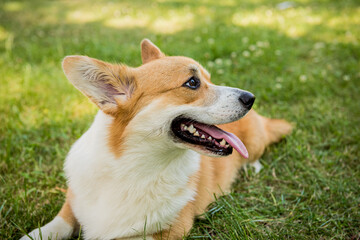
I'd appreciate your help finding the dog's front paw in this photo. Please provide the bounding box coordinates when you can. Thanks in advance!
[250,159,263,173]
[20,227,63,240]
[20,228,42,240]
[20,216,73,240]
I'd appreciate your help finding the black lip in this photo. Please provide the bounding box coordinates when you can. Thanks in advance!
[170,117,233,156]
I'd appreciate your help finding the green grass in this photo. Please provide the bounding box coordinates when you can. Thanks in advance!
[0,0,359,239]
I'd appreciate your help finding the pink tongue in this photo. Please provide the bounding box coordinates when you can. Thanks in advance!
[193,123,249,159]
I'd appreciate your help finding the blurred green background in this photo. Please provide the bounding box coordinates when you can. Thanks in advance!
[0,0,359,239]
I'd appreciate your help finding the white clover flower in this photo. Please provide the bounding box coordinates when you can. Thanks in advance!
[266,10,273,17]
[242,37,249,43]
[254,50,264,57]
[207,61,215,68]
[242,51,250,57]
[275,50,282,56]
[314,42,325,49]
[263,41,270,48]
[299,75,307,82]
[195,36,201,43]
[217,69,224,75]
[230,52,237,58]
[208,38,215,45]
[343,75,350,81]
[275,83,282,89]
[249,45,256,51]
[327,64,334,70]
[225,59,232,66]
[256,41,264,47]
[345,30,353,37]
[215,58,223,65]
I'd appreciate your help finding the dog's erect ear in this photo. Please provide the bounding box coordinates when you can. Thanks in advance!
[62,56,136,114]
[141,39,165,64]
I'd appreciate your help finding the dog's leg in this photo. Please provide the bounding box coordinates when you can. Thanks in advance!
[21,189,78,240]
[20,216,73,240]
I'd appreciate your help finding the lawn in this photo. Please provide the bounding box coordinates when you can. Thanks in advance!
[0,0,359,239]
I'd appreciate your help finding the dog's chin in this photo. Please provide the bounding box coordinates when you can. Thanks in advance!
[170,117,234,157]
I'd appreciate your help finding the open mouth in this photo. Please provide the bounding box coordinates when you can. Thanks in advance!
[171,117,248,158]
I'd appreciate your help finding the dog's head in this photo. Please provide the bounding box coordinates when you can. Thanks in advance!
[62,39,254,158]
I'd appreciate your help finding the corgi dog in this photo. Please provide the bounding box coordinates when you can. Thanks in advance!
[21,39,292,240]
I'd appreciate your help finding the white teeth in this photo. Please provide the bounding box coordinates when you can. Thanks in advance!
[181,124,188,131]
[225,144,230,148]
[220,139,226,146]
[201,134,205,139]
[188,124,196,133]
[194,131,200,137]
[208,136,212,140]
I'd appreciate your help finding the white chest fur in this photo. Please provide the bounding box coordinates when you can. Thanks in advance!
[64,111,200,239]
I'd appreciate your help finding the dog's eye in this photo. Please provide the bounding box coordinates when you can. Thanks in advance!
[183,77,200,90]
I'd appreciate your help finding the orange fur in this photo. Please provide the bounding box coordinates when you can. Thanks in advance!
[57,189,79,233]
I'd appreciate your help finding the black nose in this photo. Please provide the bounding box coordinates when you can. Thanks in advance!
[239,92,255,109]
